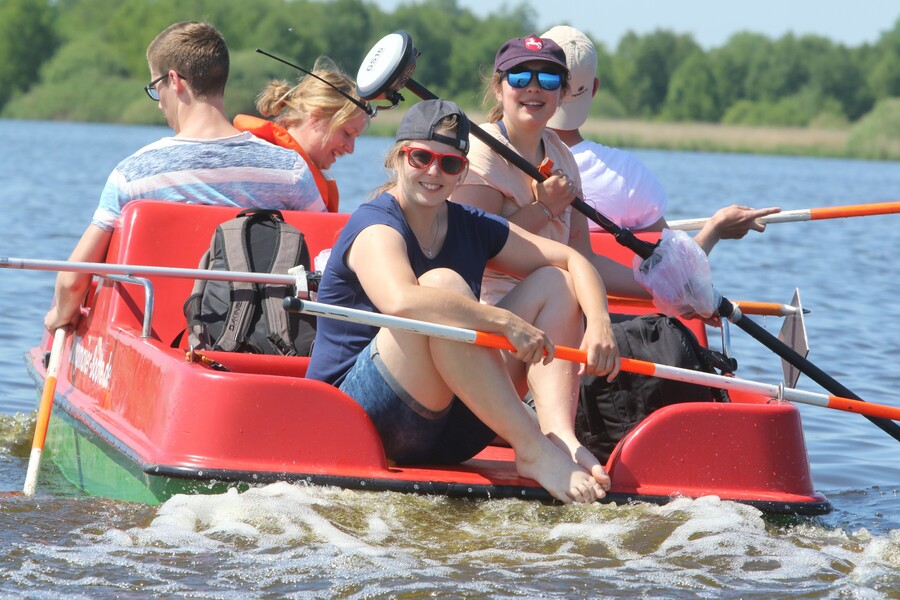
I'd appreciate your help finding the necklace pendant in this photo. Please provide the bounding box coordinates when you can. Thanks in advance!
[425,249,433,258]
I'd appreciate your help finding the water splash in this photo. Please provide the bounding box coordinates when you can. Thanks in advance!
[0,411,35,457]
[0,480,896,597]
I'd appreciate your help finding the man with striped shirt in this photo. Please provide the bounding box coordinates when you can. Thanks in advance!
[45,21,324,331]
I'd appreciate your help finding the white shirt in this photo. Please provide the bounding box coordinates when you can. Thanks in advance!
[571,139,667,230]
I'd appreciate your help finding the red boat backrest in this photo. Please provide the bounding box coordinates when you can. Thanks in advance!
[100,202,707,348]
[589,230,661,269]
[105,201,350,345]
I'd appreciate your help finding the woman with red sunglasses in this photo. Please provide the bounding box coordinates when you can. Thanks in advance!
[307,99,620,504]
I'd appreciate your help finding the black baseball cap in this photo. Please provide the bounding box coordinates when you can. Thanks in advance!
[395,99,470,154]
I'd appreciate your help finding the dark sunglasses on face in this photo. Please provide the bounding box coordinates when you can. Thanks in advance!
[505,69,563,91]
[144,72,186,101]
[400,146,468,175]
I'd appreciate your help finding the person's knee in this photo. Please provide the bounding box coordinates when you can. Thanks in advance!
[419,268,475,299]
[528,266,577,305]
[500,265,579,320]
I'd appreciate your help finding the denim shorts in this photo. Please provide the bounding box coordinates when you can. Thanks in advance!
[339,340,496,464]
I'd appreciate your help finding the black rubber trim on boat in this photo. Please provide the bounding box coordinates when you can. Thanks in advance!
[148,463,834,517]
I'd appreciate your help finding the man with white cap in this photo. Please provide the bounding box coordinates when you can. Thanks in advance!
[541,25,780,254]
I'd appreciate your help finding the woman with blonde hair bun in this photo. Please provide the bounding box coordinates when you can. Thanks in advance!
[235,57,370,212]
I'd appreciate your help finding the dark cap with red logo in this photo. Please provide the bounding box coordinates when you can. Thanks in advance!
[493,34,569,73]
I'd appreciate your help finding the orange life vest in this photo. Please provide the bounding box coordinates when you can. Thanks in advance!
[233,114,340,213]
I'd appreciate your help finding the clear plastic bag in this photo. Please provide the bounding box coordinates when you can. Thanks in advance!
[314,248,331,273]
[632,229,721,318]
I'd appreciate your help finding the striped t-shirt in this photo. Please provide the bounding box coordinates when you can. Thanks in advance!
[92,132,324,231]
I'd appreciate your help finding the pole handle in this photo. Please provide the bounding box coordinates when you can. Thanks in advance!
[23,328,67,496]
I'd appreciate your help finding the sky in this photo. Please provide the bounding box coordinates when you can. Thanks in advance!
[370,0,900,50]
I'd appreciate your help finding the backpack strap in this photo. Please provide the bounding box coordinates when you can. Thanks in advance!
[667,317,735,402]
[236,207,283,221]
[697,346,738,375]
[183,243,215,350]
[229,208,305,356]
[210,217,257,352]
[259,218,304,356]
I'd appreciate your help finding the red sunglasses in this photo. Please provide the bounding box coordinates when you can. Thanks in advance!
[400,146,468,175]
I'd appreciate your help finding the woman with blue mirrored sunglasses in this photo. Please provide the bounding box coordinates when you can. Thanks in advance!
[456,34,579,299]
[455,34,577,270]
[505,69,563,91]
[451,35,622,500]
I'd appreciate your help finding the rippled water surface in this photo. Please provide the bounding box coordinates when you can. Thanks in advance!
[0,120,898,598]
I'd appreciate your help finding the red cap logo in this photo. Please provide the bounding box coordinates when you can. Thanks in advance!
[524,35,543,51]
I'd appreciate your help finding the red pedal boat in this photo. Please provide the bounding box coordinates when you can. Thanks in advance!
[26,200,830,514]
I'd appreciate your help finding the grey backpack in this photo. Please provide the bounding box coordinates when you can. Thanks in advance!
[183,208,316,355]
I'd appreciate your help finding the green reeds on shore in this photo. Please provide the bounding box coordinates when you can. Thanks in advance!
[367,100,900,161]
[581,119,849,158]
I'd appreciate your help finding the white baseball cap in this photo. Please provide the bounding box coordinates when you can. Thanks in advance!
[542,25,598,131]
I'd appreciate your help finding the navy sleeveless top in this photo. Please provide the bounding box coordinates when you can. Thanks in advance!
[306,192,509,386]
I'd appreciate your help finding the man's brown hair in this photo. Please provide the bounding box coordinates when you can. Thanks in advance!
[146,21,229,99]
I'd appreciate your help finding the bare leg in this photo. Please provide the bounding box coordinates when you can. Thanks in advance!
[375,268,601,503]
[432,338,603,503]
[498,266,611,494]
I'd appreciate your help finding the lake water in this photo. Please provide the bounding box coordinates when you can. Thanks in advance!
[0,119,898,598]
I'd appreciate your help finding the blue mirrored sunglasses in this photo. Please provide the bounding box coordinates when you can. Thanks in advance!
[505,69,563,91]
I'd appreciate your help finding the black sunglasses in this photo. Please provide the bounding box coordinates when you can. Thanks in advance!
[400,146,468,175]
[505,69,563,91]
[144,72,186,101]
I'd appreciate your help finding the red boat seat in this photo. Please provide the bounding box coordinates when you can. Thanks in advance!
[589,230,661,269]
[103,201,350,346]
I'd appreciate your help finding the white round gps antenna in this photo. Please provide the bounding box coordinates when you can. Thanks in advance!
[356,30,417,101]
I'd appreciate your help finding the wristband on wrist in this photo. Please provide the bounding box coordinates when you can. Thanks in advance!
[535,201,553,221]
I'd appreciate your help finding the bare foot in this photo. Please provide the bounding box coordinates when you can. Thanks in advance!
[514,437,599,504]
[574,444,610,494]
[548,434,610,497]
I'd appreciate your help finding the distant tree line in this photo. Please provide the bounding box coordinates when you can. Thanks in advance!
[2,0,900,130]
